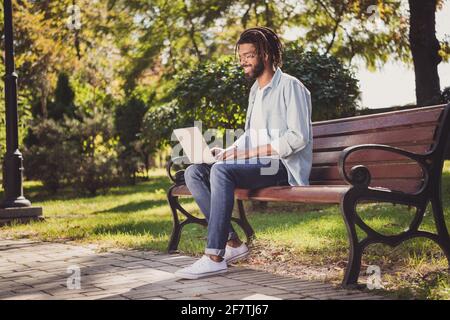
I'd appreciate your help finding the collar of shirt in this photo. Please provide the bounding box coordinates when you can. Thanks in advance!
[250,67,283,94]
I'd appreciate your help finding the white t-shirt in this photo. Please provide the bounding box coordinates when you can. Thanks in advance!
[246,84,279,159]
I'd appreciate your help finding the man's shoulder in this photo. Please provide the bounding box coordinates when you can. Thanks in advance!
[279,71,310,95]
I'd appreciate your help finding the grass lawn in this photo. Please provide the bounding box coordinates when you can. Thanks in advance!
[1,163,449,299]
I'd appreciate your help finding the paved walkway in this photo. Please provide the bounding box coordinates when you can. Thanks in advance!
[0,239,385,300]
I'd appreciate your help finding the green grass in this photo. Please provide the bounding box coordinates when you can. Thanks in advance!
[1,163,450,299]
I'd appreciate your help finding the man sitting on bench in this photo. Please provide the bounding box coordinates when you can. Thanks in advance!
[175,27,313,279]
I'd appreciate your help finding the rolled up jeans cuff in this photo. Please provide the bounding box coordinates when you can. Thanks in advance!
[205,248,226,257]
[228,231,239,241]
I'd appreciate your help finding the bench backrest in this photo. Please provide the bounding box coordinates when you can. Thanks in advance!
[311,104,449,193]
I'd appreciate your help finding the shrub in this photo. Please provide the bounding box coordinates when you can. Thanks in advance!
[171,57,249,130]
[169,45,361,133]
[24,118,78,192]
[66,112,122,195]
[24,112,121,195]
[283,44,360,121]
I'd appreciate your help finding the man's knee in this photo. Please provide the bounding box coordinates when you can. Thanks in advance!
[184,164,208,183]
[210,162,232,180]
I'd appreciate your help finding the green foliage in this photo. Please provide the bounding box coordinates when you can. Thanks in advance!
[169,48,360,137]
[1,0,445,183]
[23,118,78,192]
[171,57,249,130]
[68,112,122,195]
[283,44,361,121]
[24,112,122,195]
[114,96,150,182]
[47,73,77,120]
[141,100,181,150]
[115,97,149,148]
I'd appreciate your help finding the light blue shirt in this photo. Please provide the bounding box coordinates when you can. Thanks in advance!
[234,67,313,186]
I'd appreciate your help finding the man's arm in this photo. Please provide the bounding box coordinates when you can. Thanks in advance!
[218,143,277,160]
[270,80,312,158]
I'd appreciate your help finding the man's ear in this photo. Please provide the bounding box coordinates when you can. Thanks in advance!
[262,53,270,68]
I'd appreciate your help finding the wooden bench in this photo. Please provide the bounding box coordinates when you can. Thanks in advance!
[166,104,450,286]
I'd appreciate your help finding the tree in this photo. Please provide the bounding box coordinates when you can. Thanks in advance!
[408,0,443,106]
[292,0,449,106]
[107,0,449,108]
[47,73,76,120]
[114,96,150,182]
[0,0,126,117]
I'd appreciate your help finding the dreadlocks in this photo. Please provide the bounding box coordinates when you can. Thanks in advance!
[235,27,283,69]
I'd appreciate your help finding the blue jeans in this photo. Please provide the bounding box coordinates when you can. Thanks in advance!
[184,158,288,257]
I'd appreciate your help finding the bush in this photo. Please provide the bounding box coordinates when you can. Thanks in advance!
[169,46,360,133]
[141,101,180,152]
[171,57,249,130]
[24,112,122,195]
[67,112,122,195]
[283,44,360,121]
[24,118,78,192]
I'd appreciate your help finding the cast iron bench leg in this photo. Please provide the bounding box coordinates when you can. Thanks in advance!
[431,195,450,266]
[167,186,207,253]
[167,187,256,252]
[340,191,362,286]
[232,200,255,245]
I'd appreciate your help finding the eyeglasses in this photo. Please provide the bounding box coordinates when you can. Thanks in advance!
[239,52,257,63]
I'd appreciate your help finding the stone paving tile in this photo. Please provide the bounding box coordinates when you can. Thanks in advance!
[0,239,386,300]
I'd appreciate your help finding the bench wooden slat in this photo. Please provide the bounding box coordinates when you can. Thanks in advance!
[234,185,350,203]
[312,145,431,166]
[311,163,423,181]
[171,184,350,203]
[313,126,436,151]
[310,179,423,193]
[313,105,442,137]
[172,177,423,201]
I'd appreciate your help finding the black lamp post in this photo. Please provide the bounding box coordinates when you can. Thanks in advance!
[1,0,42,222]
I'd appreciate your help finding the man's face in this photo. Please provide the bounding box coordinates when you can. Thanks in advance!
[238,43,265,81]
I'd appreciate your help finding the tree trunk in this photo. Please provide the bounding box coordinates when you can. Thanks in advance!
[408,0,442,106]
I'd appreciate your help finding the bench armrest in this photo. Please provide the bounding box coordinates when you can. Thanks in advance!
[338,144,429,190]
[166,156,191,184]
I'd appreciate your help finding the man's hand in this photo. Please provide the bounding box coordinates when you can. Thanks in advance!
[210,147,224,157]
[215,144,279,161]
[217,147,257,160]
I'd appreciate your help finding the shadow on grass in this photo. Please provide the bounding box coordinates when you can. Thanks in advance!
[6,176,172,203]
[91,219,172,247]
[93,199,168,214]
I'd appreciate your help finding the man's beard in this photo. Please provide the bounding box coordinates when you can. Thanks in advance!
[243,58,265,82]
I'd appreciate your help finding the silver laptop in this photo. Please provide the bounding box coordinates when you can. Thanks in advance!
[173,127,218,164]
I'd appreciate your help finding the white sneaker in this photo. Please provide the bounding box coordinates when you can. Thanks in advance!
[174,255,227,279]
[224,243,249,264]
